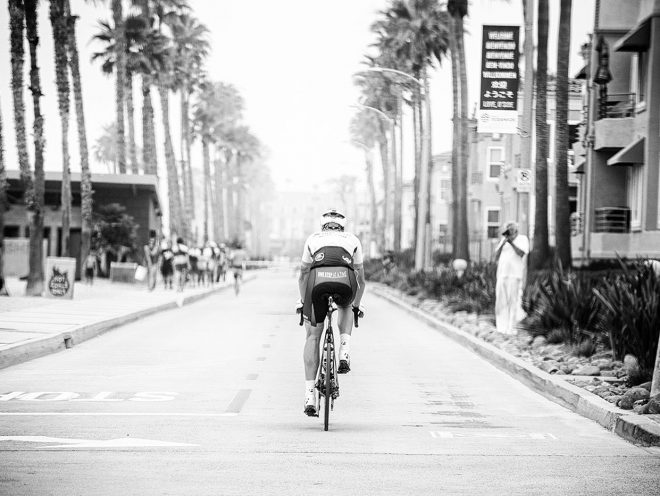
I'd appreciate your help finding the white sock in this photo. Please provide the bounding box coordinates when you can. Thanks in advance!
[340,334,351,353]
[305,380,315,393]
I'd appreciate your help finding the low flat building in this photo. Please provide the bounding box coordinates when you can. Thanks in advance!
[4,171,161,278]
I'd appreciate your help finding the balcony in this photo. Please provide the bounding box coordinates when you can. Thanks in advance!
[597,93,636,120]
[594,207,630,233]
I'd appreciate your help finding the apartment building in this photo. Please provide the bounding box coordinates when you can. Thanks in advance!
[573,0,660,263]
[468,80,582,261]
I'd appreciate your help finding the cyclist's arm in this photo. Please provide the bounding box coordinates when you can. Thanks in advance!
[353,263,366,307]
[298,261,311,301]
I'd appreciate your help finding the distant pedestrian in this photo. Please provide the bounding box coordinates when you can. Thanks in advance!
[83,250,98,285]
[160,240,174,290]
[494,221,529,335]
[144,230,160,291]
[172,237,190,292]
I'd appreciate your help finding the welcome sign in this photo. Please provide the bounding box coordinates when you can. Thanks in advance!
[478,25,520,134]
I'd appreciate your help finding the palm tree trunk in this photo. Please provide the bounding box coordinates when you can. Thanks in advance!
[555,0,572,268]
[64,0,92,268]
[9,0,32,210]
[364,149,378,258]
[412,91,421,253]
[0,98,8,295]
[158,82,183,237]
[532,0,550,269]
[377,129,389,250]
[455,10,470,261]
[141,76,157,175]
[24,0,45,295]
[449,17,460,257]
[126,70,139,174]
[182,92,195,234]
[520,0,535,236]
[214,152,225,241]
[394,97,403,252]
[112,0,127,174]
[235,154,243,242]
[202,137,210,242]
[50,0,72,257]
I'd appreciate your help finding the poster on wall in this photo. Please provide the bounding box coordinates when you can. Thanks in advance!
[477,25,520,134]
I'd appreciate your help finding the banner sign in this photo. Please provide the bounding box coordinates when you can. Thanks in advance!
[45,257,76,299]
[478,25,520,134]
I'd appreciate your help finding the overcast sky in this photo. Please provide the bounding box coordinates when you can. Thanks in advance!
[0,0,595,192]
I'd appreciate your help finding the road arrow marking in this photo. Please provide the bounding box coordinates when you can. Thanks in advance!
[0,435,198,448]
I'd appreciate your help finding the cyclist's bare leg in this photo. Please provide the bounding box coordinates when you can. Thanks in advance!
[336,307,354,373]
[337,306,354,336]
[303,322,324,380]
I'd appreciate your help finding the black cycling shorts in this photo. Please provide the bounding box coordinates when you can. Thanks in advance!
[303,265,357,326]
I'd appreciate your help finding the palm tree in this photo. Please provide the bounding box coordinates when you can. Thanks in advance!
[64,0,93,275]
[171,13,209,239]
[447,0,469,261]
[350,110,381,254]
[193,81,221,242]
[226,126,260,243]
[555,0,573,268]
[369,0,448,265]
[0,98,8,295]
[22,0,46,293]
[111,0,127,174]
[532,0,550,270]
[50,0,72,257]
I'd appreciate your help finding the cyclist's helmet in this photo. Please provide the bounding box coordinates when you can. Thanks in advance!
[320,209,346,231]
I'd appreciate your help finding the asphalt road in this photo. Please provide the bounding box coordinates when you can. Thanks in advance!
[1,270,659,495]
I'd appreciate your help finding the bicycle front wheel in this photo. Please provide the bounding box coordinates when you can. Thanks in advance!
[323,343,332,431]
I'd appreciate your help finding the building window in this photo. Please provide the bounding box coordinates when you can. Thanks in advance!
[631,52,648,107]
[486,207,501,238]
[628,165,643,230]
[439,179,450,201]
[487,147,504,179]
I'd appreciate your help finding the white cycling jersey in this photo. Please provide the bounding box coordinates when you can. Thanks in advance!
[301,231,364,266]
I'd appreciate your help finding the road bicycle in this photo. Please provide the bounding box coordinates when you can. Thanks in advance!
[299,295,360,431]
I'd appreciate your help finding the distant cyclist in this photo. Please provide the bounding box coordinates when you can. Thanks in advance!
[297,209,366,416]
[230,243,248,293]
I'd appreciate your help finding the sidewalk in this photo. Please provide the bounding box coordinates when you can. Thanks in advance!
[371,283,660,447]
[0,276,240,370]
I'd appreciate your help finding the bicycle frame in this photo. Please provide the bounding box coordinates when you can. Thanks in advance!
[317,296,339,431]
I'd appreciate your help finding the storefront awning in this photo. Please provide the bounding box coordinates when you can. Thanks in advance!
[614,18,651,52]
[607,137,645,165]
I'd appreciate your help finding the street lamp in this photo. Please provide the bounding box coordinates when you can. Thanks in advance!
[354,67,432,271]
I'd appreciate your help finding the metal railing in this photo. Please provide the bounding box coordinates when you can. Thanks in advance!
[598,93,636,120]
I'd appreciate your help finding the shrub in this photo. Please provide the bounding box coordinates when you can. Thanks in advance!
[593,260,660,376]
[521,262,602,345]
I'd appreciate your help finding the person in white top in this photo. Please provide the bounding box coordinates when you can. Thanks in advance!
[494,221,530,335]
[297,209,366,416]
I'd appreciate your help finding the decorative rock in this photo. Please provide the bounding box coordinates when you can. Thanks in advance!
[622,387,650,403]
[590,358,614,370]
[618,396,635,409]
[600,370,617,377]
[531,336,547,348]
[640,394,660,414]
[571,365,601,376]
[623,354,639,372]
[607,395,622,404]
[560,364,574,375]
[539,361,560,374]
[638,381,652,392]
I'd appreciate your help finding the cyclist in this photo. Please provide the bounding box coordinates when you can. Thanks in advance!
[297,209,366,416]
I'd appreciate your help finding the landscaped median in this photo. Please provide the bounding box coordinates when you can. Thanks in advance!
[371,282,660,446]
[0,275,255,370]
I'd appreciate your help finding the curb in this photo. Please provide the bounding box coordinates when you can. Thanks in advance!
[0,276,254,371]
[371,285,660,447]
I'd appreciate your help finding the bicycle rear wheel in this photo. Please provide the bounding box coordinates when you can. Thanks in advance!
[323,341,332,431]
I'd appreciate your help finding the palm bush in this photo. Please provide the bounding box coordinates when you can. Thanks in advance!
[521,263,602,345]
[593,261,660,376]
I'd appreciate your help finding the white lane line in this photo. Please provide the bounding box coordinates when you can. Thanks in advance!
[0,412,237,417]
[430,431,558,440]
[1,436,198,448]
